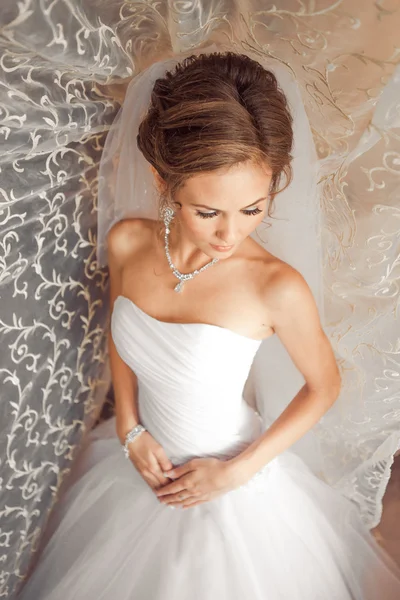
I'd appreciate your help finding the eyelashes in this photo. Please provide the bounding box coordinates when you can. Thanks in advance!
[195,207,263,219]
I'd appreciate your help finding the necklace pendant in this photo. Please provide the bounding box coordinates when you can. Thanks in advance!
[164,216,219,293]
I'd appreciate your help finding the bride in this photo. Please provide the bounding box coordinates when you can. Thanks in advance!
[17,50,400,599]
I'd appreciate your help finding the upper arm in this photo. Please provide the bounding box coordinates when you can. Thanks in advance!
[266,265,341,396]
[107,219,143,311]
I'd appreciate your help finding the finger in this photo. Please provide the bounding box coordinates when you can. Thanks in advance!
[157,461,174,486]
[148,456,170,487]
[182,497,207,509]
[153,469,169,488]
[161,484,201,503]
[157,452,174,473]
[156,481,189,498]
[141,470,160,490]
[164,461,195,480]
[159,489,197,505]
[182,501,203,509]
[157,487,189,504]
[130,458,162,488]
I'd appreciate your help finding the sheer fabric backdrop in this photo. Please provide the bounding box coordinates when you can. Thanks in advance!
[0,1,399,596]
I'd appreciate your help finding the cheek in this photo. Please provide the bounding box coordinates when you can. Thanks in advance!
[252,212,266,230]
[237,213,266,234]
[184,215,212,238]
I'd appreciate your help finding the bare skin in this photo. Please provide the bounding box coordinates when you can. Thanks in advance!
[107,160,341,508]
[115,160,282,341]
[118,218,280,341]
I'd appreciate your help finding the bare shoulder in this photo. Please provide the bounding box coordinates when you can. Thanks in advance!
[106,218,152,271]
[245,235,323,333]
[258,252,341,393]
[262,256,320,323]
[264,259,309,301]
[243,237,290,294]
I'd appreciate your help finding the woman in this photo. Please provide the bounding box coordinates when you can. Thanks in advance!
[17,50,400,599]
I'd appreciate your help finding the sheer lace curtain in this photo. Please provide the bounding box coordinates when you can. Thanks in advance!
[0,1,399,597]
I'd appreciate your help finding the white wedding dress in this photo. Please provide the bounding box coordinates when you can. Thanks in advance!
[17,295,400,600]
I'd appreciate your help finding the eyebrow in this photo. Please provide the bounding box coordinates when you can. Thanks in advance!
[191,197,267,211]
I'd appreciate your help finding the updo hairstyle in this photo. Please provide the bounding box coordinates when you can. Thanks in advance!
[137,51,294,224]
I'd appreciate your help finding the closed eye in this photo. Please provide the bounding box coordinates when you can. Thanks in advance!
[196,207,263,219]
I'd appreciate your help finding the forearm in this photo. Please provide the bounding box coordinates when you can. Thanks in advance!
[229,383,340,477]
[108,331,139,443]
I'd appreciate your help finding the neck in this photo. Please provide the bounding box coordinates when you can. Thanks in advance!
[165,219,214,273]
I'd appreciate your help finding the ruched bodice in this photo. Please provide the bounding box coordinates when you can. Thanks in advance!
[111,295,263,464]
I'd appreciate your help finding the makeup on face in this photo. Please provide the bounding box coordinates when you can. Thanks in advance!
[209,243,234,252]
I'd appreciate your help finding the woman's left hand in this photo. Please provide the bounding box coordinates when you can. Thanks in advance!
[155,457,247,509]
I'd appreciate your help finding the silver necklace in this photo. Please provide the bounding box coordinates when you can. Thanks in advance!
[162,206,219,293]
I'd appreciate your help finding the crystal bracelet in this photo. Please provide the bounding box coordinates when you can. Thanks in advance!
[123,424,146,459]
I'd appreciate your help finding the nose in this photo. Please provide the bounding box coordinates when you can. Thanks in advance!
[215,217,237,246]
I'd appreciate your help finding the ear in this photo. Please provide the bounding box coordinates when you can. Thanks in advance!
[150,165,167,194]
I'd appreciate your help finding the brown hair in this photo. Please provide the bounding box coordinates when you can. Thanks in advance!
[137,51,293,228]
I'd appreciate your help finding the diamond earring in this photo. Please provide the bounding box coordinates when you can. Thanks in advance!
[162,206,175,228]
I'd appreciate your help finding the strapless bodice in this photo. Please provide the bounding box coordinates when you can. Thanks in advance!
[111,295,263,464]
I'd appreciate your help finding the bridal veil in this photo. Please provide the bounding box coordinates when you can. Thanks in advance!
[1,2,399,596]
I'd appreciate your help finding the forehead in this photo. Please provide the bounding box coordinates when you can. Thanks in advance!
[181,161,272,197]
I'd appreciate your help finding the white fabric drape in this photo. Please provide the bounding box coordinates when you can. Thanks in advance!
[1,1,399,596]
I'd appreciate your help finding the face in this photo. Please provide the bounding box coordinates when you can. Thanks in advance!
[155,161,273,258]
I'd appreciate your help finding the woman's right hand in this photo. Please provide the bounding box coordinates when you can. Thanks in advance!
[125,431,174,490]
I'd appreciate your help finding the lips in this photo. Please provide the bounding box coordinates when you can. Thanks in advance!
[210,243,234,251]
